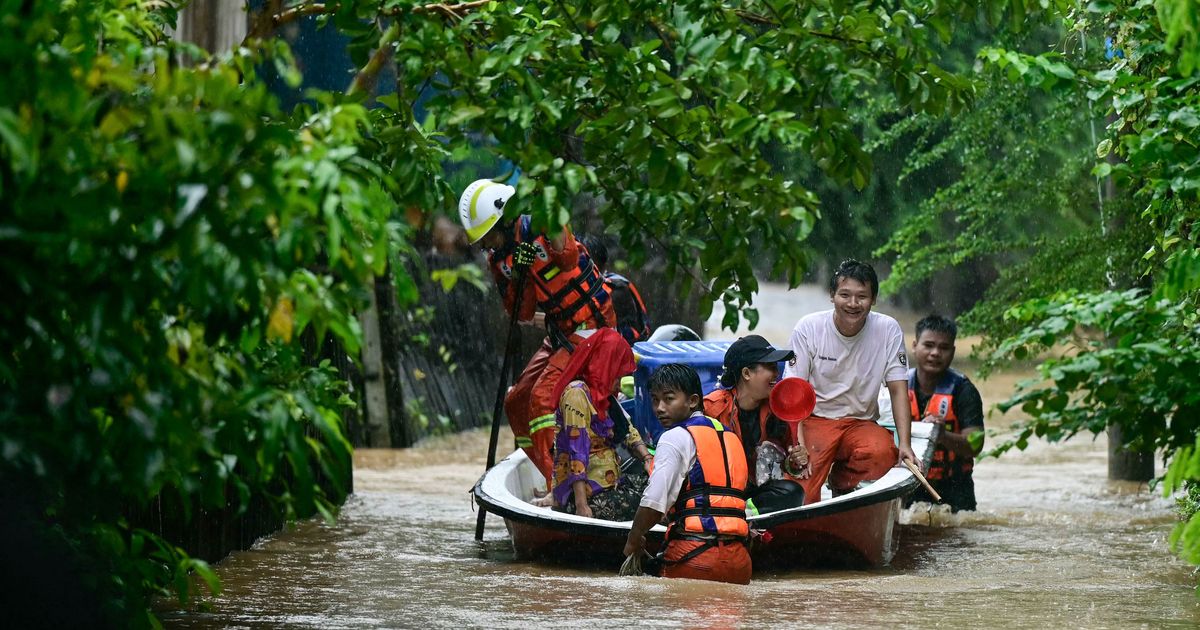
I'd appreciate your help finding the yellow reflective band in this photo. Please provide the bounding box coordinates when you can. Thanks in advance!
[468,181,495,222]
[620,375,635,399]
[467,214,500,243]
[515,436,533,447]
[529,414,556,433]
[542,266,561,281]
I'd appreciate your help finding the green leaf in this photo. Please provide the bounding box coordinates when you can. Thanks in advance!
[447,105,485,125]
[0,108,32,174]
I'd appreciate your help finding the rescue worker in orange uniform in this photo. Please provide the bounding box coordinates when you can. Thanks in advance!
[459,179,616,487]
[704,335,809,514]
[624,364,752,584]
[905,314,984,512]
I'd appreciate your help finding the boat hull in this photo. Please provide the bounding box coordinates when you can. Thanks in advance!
[504,499,899,567]
[755,498,900,567]
[475,422,936,569]
[506,518,660,561]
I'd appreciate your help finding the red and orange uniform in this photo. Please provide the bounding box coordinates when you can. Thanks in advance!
[488,216,615,484]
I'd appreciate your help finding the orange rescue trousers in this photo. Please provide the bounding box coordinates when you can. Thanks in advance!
[660,539,752,585]
[504,336,585,487]
[798,417,898,505]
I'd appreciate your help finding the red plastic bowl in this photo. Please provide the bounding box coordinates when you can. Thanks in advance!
[769,377,816,421]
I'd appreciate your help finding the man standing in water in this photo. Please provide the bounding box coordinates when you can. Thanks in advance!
[905,314,984,511]
[784,259,919,503]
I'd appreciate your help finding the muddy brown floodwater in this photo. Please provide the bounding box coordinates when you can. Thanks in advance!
[161,287,1200,628]
[160,403,1200,629]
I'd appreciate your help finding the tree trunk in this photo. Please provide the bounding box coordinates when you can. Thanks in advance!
[173,0,246,53]
[1098,111,1154,482]
[375,265,415,447]
[1107,423,1155,482]
[357,290,393,447]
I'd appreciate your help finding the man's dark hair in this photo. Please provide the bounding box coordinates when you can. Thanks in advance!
[648,363,703,409]
[915,314,958,342]
[828,259,879,298]
[580,234,609,270]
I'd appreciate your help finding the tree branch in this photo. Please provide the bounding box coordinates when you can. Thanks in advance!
[347,22,402,97]
[245,0,285,44]
[646,18,674,54]
[242,0,493,46]
[733,9,773,25]
[552,0,593,60]
[731,8,866,45]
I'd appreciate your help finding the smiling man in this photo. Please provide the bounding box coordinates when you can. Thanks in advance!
[905,314,984,512]
[783,259,918,504]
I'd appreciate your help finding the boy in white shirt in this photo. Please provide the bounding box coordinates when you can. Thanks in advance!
[623,364,752,584]
[784,259,919,503]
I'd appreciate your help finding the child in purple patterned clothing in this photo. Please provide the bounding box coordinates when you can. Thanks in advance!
[547,329,652,520]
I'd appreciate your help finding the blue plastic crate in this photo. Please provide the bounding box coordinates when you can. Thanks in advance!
[629,340,733,442]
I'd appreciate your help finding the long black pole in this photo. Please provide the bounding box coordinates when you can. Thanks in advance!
[475,256,531,541]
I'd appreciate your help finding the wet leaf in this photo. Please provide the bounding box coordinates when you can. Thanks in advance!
[267,297,295,343]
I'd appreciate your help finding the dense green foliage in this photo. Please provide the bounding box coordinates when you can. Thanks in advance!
[10,0,1200,620]
[983,1,1200,573]
[872,21,1145,325]
[0,1,399,623]
[322,0,1059,329]
[870,0,1200,577]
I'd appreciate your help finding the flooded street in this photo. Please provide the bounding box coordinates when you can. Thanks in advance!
[162,285,1200,628]
[161,426,1200,629]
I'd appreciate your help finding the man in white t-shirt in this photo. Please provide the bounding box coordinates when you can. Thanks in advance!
[783,259,919,504]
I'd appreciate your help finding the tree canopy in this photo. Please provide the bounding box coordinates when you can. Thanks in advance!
[872,0,1200,575]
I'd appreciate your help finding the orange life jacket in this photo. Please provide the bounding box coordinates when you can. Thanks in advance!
[704,388,770,469]
[489,216,615,340]
[603,271,650,345]
[908,368,971,482]
[704,388,802,485]
[668,415,750,540]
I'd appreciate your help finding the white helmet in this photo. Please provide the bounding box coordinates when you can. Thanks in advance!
[458,179,515,244]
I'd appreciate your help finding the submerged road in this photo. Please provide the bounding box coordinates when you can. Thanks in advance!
[162,428,1199,629]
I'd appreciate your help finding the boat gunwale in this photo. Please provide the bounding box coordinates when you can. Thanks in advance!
[472,422,936,538]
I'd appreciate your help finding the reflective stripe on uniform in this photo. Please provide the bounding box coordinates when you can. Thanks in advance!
[515,436,534,448]
[529,414,556,434]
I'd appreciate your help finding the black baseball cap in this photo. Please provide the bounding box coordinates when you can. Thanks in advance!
[720,335,795,386]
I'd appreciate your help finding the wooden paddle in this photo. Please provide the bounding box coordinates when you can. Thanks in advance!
[902,459,942,503]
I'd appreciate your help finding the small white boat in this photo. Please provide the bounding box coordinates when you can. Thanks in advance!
[473,421,938,568]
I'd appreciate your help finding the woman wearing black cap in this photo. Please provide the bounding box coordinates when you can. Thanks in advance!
[703,335,810,514]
